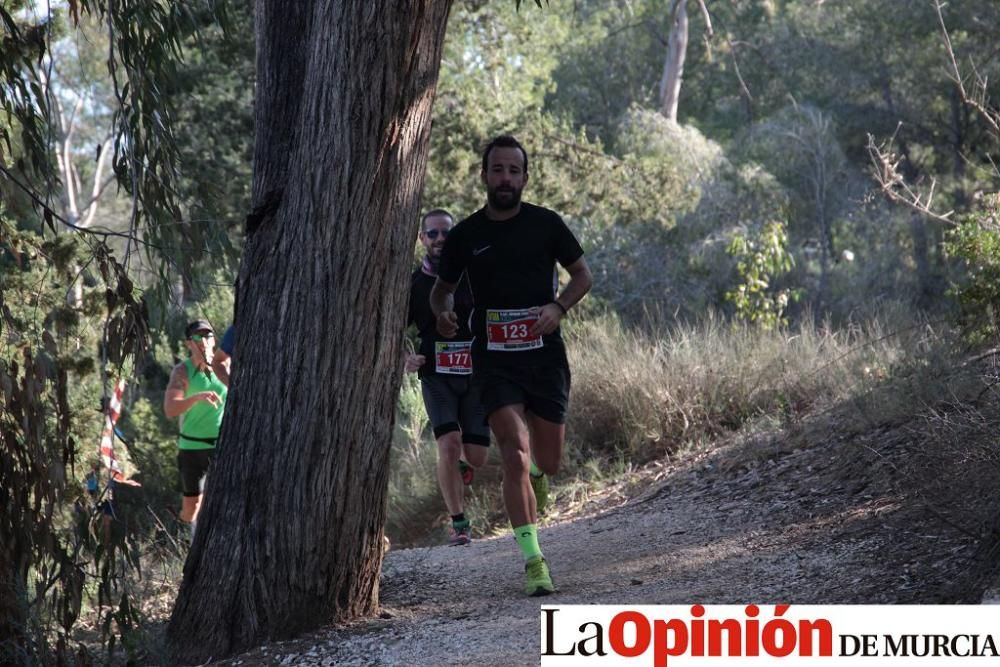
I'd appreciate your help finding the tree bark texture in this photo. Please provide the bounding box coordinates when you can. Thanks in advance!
[167,2,453,661]
[659,0,688,123]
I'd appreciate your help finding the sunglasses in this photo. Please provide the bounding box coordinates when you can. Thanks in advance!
[424,228,449,240]
[190,333,214,342]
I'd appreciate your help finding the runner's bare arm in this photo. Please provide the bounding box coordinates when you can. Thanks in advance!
[556,256,592,311]
[212,348,231,387]
[430,277,459,338]
[404,354,426,373]
[163,364,220,417]
[533,257,594,335]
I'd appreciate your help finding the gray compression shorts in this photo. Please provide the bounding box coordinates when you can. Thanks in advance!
[419,374,490,446]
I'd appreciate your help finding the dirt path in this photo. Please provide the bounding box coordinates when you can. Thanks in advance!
[217,434,980,666]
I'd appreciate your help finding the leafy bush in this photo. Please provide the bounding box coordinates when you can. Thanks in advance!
[726,221,801,329]
[944,193,1000,344]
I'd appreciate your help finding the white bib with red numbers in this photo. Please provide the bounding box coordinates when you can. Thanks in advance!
[486,309,543,352]
[435,340,473,375]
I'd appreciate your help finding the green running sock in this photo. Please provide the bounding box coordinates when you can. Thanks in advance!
[529,461,543,477]
[512,523,542,561]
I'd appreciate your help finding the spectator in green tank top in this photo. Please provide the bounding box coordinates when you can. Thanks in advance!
[164,320,227,535]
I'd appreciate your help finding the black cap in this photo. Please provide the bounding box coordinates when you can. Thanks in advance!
[185,319,214,339]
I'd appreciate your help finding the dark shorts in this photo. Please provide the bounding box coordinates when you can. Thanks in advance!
[98,499,116,517]
[177,448,215,497]
[419,374,490,446]
[476,365,571,425]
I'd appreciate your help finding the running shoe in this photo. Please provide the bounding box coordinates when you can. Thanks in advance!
[524,556,555,596]
[530,471,549,514]
[448,523,472,546]
[458,460,474,486]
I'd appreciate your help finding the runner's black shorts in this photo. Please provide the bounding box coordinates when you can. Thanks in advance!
[476,365,571,425]
[177,448,215,497]
[419,374,490,445]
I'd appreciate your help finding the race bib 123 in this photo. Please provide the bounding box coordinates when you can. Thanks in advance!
[486,309,543,352]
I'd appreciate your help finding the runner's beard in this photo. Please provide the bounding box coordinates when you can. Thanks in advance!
[426,251,442,270]
[487,185,522,211]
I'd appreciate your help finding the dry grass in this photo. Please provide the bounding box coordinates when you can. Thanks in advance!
[564,308,942,466]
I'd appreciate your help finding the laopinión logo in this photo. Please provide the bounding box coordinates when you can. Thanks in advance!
[541,604,1000,664]
[543,604,832,664]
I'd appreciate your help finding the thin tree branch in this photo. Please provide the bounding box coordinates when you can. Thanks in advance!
[727,37,753,120]
[935,0,1000,135]
[866,129,956,226]
[80,138,114,229]
[694,0,712,37]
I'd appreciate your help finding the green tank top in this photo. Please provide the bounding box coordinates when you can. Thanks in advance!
[177,358,227,450]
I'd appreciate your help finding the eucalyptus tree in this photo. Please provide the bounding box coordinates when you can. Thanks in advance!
[165,1,456,660]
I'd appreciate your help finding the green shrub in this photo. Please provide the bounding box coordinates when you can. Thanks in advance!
[944,194,1000,345]
[726,220,802,329]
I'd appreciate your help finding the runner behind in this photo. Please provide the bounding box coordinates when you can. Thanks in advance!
[405,209,490,545]
[163,320,227,537]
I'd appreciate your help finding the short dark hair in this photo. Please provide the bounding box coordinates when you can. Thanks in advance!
[421,209,453,231]
[481,135,528,174]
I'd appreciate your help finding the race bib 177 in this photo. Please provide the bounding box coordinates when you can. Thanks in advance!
[486,309,543,352]
[435,340,473,375]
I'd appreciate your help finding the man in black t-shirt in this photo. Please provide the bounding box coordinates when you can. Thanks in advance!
[405,209,490,546]
[431,135,593,596]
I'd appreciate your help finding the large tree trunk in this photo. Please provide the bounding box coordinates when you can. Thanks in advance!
[658,0,688,123]
[166,1,453,661]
